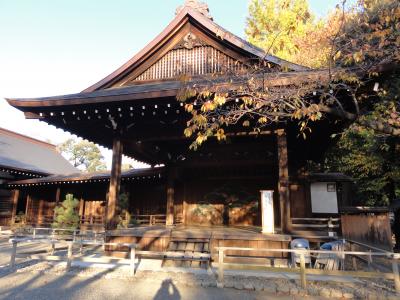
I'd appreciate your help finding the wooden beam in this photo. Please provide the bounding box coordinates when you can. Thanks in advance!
[106,136,124,230]
[10,190,20,225]
[166,167,176,226]
[123,139,159,165]
[276,129,291,233]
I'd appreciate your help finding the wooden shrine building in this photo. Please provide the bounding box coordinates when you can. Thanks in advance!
[5,1,349,242]
[0,127,77,225]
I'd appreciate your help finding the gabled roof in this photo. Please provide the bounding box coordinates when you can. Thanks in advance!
[0,127,78,175]
[83,5,308,92]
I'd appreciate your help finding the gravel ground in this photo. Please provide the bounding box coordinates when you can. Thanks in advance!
[0,261,398,300]
[0,268,300,300]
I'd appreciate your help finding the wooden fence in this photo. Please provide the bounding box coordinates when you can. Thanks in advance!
[341,210,392,250]
[8,238,137,276]
[215,246,400,294]
[130,214,166,226]
[13,227,105,243]
[291,217,340,238]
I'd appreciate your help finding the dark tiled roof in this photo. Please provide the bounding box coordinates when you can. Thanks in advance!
[309,173,353,182]
[7,167,164,187]
[0,127,78,175]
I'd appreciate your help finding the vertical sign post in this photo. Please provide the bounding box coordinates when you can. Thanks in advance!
[260,190,274,234]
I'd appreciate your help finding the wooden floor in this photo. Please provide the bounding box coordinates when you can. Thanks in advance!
[109,224,290,241]
[106,225,292,260]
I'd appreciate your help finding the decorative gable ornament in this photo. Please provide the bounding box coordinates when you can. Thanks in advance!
[174,33,204,50]
[176,0,213,20]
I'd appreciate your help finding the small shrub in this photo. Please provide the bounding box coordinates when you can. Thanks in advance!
[52,194,80,230]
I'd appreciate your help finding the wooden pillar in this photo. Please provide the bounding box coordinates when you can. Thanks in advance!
[106,136,123,230]
[10,189,20,224]
[79,198,85,223]
[182,183,187,225]
[276,129,291,233]
[53,187,61,220]
[25,194,31,224]
[38,200,44,225]
[166,167,176,226]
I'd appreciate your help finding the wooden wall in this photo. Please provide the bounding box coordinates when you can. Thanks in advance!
[341,212,393,250]
[21,179,166,226]
[289,182,311,218]
[15,170,314,228]
[0,189,12,226]
[124,180,166,215]
[27,187,58,225]
[181,170,278,227]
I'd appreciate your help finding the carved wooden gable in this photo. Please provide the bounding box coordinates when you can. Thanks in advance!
[134,34,246,81]
[112,28,248,88]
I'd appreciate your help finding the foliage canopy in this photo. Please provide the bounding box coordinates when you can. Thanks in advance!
[58,138,107,173]
[178,0,400,150]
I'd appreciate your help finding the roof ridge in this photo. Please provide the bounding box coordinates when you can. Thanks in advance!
[0,127,56,150]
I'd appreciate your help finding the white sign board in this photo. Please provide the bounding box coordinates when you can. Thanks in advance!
[260,190,274,234]
[310,182,338,213]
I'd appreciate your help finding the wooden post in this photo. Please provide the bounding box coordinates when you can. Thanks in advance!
[351,244,358,271]
[10,189,20,225]
[130,246,136,276]
[50,242,55,255]
[276,129,291,233]
[106,136,123,230]
[183,182,188,225]
[66,242,73,270]
[79,199,85,224]
[53,187,61,220]
[166,167,176,226]
[10,240,17,269]
[217,248,224,288]
[392,259,400,294]
[368,250,373,271]
[300,252,307,288]
[25,194,31,223]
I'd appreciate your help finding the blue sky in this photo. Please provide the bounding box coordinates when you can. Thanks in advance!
[0,0,346,167]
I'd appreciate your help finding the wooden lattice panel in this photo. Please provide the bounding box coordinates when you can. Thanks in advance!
[134,46,245,81]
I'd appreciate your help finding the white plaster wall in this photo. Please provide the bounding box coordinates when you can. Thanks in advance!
[310,182,338,213]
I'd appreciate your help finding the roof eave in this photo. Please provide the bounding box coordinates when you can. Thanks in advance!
[6,69,329,109]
